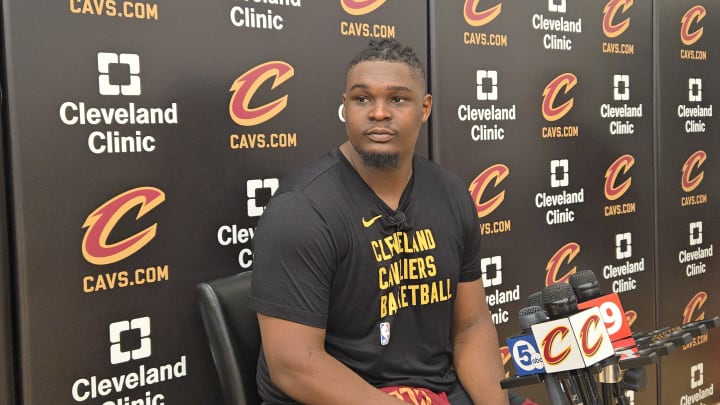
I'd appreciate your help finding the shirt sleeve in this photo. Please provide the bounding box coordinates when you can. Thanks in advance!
[458,184,483,283]
[250,190,337,329]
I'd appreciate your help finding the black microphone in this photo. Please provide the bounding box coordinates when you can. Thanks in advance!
[382,211,409,231]
[569,270,635,405]
[538,283,604,405]
[517,306,568,405]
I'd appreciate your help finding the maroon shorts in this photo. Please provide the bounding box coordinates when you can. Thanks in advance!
[379,386,451,405]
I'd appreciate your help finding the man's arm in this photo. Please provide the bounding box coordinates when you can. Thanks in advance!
[452,279,509,405]
[258,314,408,405]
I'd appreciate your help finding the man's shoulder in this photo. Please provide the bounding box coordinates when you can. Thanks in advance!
[277,150,344,195]
[414,155,466,190]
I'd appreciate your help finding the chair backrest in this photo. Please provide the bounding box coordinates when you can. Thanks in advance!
[197,271,262,405]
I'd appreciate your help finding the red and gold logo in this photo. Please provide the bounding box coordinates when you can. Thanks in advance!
[681,150,706,193]
[229,61,294,127]
[469,164,509,218]
[499,346,511,377]
[546,242,580,286]
[542,73,577,122]
[604,154,634,201]
[341,0,386,16]
[680,5,706,46]
[463,0,502,27]
[602,0,632,38]
[82,187,165,265]
[683,291,707,324]
[625,310,638,328]
[580,314,604,357]
[542,326,572,365]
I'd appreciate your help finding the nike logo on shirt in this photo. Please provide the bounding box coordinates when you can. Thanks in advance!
[362,215,383,228]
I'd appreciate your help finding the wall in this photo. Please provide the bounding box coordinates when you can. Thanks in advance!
[0,1,717,404]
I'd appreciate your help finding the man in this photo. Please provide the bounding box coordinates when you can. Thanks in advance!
[251,39,510,404]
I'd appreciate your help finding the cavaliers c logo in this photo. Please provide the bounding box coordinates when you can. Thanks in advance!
[580,315,604,357]
[499,346,512,378]
[542,73,577,122]
[464,0,502,27]
[604,154,634,201]
[546,242,580,286]
[683,291,707,324]
[229,61,294,127]
[680,5,706,46]
[341,0,386,16]
[542,326,572,365]
[469,164,509,218]
[603,0,632,38]
[681,150,706,193]
[82,187,165,265]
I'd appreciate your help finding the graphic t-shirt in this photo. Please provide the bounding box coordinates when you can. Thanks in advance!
[251,149,483,404]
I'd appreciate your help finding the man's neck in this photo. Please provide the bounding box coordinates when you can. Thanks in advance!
[340,143,412,210]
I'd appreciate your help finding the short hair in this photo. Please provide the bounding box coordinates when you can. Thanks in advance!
[346,39,426,84]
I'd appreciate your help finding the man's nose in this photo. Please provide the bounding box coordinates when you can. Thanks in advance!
[369,101,391,120]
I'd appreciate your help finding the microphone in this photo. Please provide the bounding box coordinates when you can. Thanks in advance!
[569,270,641,405]
[506,306,568,405]
[569,270,634,349]
[531,283,614,405]
[382,211,409,231]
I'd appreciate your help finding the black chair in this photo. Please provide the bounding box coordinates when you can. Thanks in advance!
[197,271,262,405]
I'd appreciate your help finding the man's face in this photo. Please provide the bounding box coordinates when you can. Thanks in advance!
[342,61,432,167]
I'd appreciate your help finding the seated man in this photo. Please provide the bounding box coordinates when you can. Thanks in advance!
[251,38,510,405]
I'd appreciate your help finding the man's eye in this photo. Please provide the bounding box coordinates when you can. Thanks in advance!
[391,97,405,103]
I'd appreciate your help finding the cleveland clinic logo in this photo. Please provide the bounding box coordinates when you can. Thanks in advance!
[97,52,141,96]
[691,363,704,389]
[550,159,569,188]
[109,317,151,365]
[690,221,703,246]
[614,75,629,101]
[548,0,566,13]
[481,256,502,288]
[247,178,279,217]
[689,78,702,102]
[616,232,632,259]
[477,70,498,101]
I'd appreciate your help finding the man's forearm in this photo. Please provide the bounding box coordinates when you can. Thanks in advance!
[453,321,509,405]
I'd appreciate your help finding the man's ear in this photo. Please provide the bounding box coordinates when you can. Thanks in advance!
[422,94,433,122]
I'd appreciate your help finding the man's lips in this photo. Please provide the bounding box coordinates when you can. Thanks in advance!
[365,128,395,142]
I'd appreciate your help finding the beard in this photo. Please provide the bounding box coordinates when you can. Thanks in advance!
[358,151,400,169]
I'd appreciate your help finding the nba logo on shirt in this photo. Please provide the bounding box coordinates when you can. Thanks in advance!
[379,322,391,346]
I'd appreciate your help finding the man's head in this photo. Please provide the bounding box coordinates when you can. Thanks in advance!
[345,39,427,91]
[342,39,431,169]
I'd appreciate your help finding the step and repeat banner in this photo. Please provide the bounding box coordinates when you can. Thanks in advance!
[0,92,15,405]
[429,0,658,403]
[1,1,426,404]
[656,0,720,404]
[0,0,718,404]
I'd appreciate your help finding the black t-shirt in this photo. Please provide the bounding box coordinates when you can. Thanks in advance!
[251,149,482,403]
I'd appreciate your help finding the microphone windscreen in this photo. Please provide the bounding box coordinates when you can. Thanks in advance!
[527,291,543,307]
[518,306,549,331]
[569,270,602,301]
